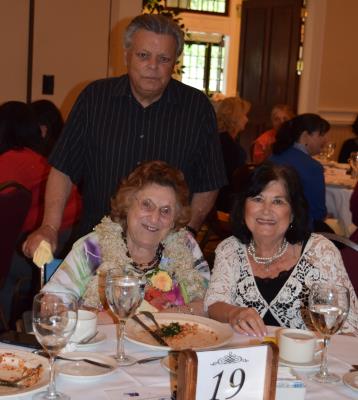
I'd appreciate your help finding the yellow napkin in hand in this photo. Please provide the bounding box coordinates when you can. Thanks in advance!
[33,240,54,267]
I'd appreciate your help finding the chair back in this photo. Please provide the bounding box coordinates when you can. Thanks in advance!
[318,231,358,295]
[0,181,31,288]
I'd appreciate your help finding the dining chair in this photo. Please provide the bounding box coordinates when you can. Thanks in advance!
[318,231,358,295]
[0,181,31,330]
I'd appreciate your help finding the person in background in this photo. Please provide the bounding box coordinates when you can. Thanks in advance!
[252,104,295,164]
[0,101,81,327]
[270,113,332,233]
[338,115,358,163]
[31,99,64,157]
[43,161,209,315]
[205,163,358,336]
[215,96,251,213]
[23,14,226,260]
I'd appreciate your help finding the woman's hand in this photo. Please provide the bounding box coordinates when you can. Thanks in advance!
[228,307,267,337]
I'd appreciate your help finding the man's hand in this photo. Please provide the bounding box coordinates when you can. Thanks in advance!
[22,225,58,259]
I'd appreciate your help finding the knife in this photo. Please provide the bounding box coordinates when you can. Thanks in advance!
[132,315,168,346]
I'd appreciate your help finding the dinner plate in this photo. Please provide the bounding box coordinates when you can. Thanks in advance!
[0,348,49,398]
[75,332,106,349]
[279,355,321,370]
[57,352,117,380]
[125,313,233,351]
[343,371,358,392]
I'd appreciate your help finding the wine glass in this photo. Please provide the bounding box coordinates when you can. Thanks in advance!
[349,152,358,179]
[325,142,336,161]
[32,292,78,400]
[308,283,350,383]
[105,268,143,366]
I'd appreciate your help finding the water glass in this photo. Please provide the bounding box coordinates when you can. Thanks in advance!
[105,268,143,365]
[32,292,78,400]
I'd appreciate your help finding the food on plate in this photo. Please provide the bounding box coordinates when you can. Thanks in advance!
[0,352,43,387]
[156,322,219,350]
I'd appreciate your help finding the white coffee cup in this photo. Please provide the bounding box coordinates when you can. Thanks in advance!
[278,328,322,364]
[70,310,97,343]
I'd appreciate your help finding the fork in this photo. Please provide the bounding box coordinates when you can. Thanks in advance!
[140,311,162,333]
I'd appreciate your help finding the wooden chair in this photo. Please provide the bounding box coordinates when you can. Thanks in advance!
[318,232,358,295]
[0,181,31,330]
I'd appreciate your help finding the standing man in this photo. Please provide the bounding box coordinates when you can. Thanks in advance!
[23,14,227,257]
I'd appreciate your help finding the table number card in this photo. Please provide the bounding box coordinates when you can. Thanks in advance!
[177,343,278,400]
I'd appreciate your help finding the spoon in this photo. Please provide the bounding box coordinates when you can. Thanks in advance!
[140,311,162,333]
[78,330,99,345]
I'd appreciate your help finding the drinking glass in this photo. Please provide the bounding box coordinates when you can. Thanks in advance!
[308,283,350,383]
[324,142,336,161]
[32,292,78,400]
[349,152,358,179]
[105,268,143,366]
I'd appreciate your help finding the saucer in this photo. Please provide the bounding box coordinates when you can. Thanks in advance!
[76,332,106,348]
[57,352,117,380]
[279,355,321,370]
[343,371,358,392]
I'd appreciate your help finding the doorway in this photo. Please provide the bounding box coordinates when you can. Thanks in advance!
[238,0,303,159]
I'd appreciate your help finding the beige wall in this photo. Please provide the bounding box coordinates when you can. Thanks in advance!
[1,0,357,143]
[0,0,29,102]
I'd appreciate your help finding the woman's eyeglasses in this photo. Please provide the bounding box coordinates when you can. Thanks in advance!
[134,196,173,220]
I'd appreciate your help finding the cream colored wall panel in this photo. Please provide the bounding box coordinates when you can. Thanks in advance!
[0,0,29,103]
[319,0,358,111]
[31,0,111,118]
[108,0,142,77]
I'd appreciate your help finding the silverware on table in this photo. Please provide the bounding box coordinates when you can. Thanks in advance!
[132,315,167,346]
[56,355,113,369]
[140,311,162,333]
[136,355,165,364]
[78,330,99,344]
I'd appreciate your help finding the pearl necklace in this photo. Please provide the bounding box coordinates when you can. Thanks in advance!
[247,238,288,271]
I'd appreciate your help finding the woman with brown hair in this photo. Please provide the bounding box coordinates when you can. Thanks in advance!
[42,160,209,315]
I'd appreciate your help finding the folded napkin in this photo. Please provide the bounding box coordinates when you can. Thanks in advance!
[33,240,53,267]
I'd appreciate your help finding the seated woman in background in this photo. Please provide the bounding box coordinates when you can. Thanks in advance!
[43,161,209,315]
[31,99,64,157]
[215,96,251,213]
[252,104,295,164]
[270,113,332,232]
[0,101,81,237]
[0,101,81,327]
[338,115,358,163]
[205,163,358,336]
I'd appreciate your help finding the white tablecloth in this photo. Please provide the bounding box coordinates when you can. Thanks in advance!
[324,163,356,236]
[3,323,358,400]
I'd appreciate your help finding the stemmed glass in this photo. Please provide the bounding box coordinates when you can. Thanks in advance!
[349,152,358,179]
[105,268,143,366]
[325,142,336,161]
[308,283,350,383]
[32,292,78,400]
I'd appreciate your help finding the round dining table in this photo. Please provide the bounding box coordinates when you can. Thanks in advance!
[1,321,357,400]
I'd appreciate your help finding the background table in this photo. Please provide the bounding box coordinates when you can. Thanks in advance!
[324,162,356,236]
[1,323,357,399]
